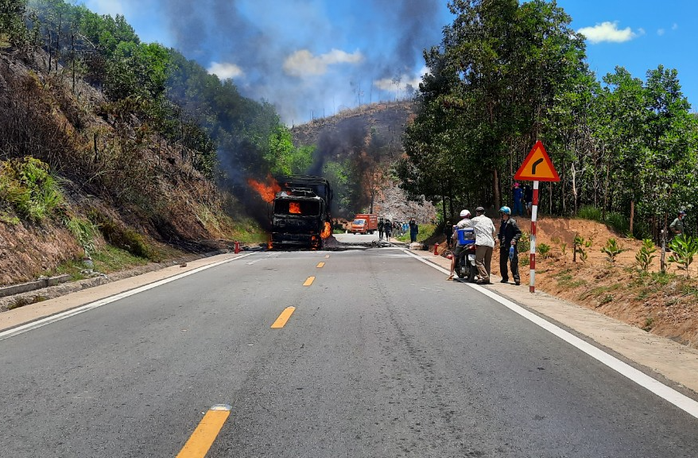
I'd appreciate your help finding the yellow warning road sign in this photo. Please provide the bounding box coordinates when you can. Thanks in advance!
[514,141,559,182]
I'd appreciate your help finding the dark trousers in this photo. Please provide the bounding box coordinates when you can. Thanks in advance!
[500,246,520,281]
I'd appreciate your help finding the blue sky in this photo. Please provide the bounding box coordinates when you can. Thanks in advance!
[80,0,697,124]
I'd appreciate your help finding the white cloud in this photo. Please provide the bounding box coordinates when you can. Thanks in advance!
[373,66,429,93]
[672,23,679,30]
[657,28,665,36]
[207,62,244,80]
[577,21,640,44]
[283,49,364,77]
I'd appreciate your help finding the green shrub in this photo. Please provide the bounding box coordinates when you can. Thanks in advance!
[65,216,98,256]
[0,157,64,223]
[668,234,698,277]
[635,239,657,272]
[605,212,629,236]
[518,232,530,252]
[574,235,592,263]
[601,238,627,263]
[578,206,603,222]
[576,207,630,237]
[538,243,551,259]
[88,210,156,260]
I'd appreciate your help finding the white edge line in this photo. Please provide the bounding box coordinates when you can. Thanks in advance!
[0,253,254,341]
[403,248,698,420]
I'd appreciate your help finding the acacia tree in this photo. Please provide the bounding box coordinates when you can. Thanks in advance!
[400,46,466,215]
[638,66,698,238]
[591,67,647,231]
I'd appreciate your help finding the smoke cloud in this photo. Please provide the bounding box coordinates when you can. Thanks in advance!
[157,0,447,124]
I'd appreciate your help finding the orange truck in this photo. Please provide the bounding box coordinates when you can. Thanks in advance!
[350,214,378,234]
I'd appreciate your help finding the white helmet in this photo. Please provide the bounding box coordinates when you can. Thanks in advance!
[459,209,471,218]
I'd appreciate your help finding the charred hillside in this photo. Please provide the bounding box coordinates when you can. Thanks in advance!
[0,48,242,287]
[292,101,414,157]
[291,101,436,223]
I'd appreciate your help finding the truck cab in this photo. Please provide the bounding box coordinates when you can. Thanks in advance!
[350,213,378,234]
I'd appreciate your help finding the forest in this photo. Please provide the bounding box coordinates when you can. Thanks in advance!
[397,0,698,242]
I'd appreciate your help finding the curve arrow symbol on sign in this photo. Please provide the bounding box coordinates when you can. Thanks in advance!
[531,158,544,175]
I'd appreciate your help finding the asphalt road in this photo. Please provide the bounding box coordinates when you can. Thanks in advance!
[1,245,697,457]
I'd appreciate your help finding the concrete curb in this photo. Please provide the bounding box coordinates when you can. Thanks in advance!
[0,275,71,299]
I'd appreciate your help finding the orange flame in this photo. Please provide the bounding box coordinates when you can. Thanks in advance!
[290,202,301,214]
[321,221,332,239]
[247,175,281,203]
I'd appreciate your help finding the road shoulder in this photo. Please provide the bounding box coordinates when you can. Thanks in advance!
[412,248,698,397]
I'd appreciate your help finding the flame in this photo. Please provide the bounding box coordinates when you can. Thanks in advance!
[290,202,301,214]
[247,175,281,203]
[321,221,332,239]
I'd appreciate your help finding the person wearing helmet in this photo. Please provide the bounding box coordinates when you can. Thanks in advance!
[471,206,496,284]
[498,205,522,285]
[446,210,473,280]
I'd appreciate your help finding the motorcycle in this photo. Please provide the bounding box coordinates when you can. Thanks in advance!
[454,228,478,282]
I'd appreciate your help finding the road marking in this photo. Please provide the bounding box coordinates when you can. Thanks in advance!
[0,254,254,341]
[325,255,330,258]
[303,276,315,286]
[176,404,231,458]
[271,306,296,329]
[402,248,698,420]
[316,262,325,268]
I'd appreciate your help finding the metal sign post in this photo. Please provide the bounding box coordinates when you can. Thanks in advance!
[514,141,559,293]
[529,181,539,293]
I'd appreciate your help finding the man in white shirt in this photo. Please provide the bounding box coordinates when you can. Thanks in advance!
[471,206,496,284]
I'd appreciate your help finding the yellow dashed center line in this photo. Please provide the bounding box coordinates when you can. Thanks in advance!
[176,404,231,458]
[303,276,315,286]
[271,306,296,329]
[316,262,325,268]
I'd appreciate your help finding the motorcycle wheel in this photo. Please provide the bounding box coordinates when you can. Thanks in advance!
[467,264,478,283]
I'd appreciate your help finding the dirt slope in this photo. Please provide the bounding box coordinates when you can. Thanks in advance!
[438,216,698,348]
[509,217,697,348]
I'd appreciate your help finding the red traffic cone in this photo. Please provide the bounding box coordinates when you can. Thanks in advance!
[234,241,240,254]
[434,242,439,255]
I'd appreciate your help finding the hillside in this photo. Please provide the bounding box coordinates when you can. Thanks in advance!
[291,101,437,223]
[433,216,698,349]
[0,48,250,287]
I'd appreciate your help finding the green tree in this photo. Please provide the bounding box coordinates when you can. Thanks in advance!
[402,0,589,213]
[592,67,647,229]
[267,126,313,176]
[0,0,28,48]
[639,66,697,236]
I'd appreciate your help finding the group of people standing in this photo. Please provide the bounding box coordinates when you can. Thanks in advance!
[378,217,420,243]
[377,218,392,241]
[447,206,522,285]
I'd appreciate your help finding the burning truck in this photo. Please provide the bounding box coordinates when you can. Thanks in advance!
[249,175,333,250]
